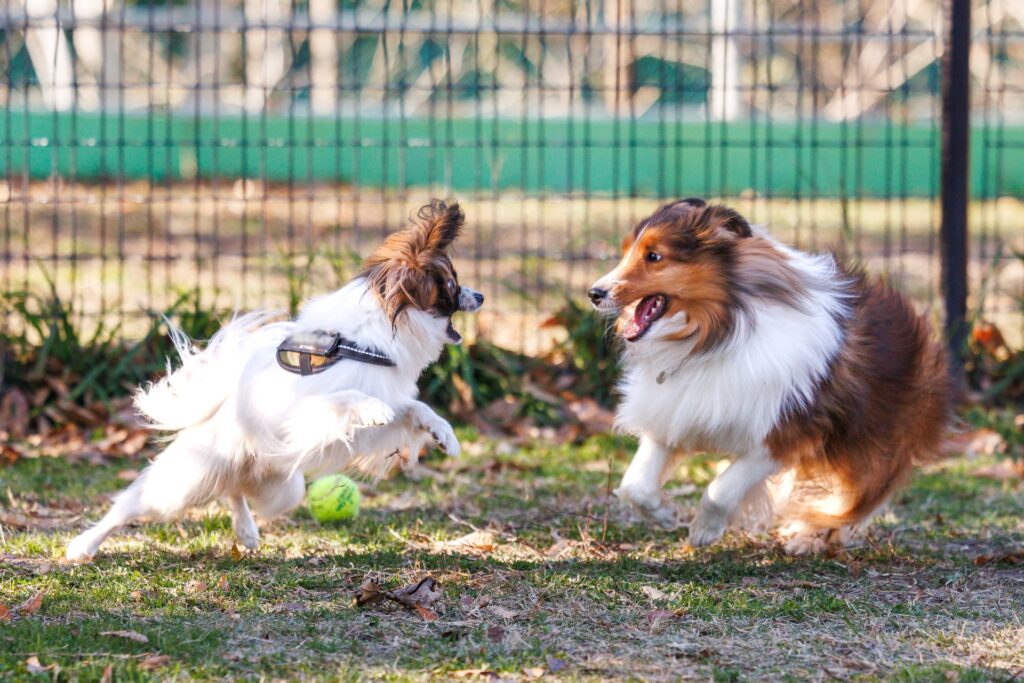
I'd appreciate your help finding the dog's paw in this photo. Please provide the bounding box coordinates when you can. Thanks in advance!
[65,533,99,562]
[778,522,849,555]
[422,419,460,457]
[687,502,728,547]
[232,518,261,551]
[614,484,680,530]
[352,398,395,428]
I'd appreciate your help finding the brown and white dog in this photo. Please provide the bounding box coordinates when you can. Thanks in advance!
[589,198,951,552]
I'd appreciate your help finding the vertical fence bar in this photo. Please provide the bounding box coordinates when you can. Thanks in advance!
[940,0,971,377]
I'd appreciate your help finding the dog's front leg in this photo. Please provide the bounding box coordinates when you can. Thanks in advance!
[615,435,680,529]
[688,443,778,547]
[406,401,460,457]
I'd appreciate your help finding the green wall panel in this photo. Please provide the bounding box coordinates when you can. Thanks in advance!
[1,110,1020,198]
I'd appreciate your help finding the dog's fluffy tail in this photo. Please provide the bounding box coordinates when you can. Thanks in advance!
[135,311,277,432]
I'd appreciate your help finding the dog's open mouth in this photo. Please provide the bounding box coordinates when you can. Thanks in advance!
[622,295,667,342]
[446,319,462,343]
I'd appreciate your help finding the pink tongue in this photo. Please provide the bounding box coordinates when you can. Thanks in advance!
[622,317,642,339]
[622,297,656,340]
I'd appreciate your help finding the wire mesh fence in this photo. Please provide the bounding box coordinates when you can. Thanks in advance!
[1,0,1022,353]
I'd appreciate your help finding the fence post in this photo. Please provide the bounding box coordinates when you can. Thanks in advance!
[940,0,971,379]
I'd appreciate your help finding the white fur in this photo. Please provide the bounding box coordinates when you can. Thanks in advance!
[599,234,852,546]
[67,279,467,561]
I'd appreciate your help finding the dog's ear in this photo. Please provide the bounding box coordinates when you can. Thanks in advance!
[360,199,463,324]
[411,199,464,254]
[366,261,435,324]
[702,204,752,240]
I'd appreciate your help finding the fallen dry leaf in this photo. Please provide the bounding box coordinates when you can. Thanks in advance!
[0,604,11,622]
[138,654,171,671]
[100,630,150,644]
[216,576,229,592]
[433,530,497,556]
[1,511,66,531]
[1,443,20,466]
[354,578,387,607]
[975,550,1024,566]
[974,460,1024,482]
[641,586,668,601]
[100,664,113,683]
[185,580,207,594]
[544,537,573,558]
[451,669,497,679]
[230,543,244,561]
[0,389,30,438]
[18,590,44,615]
[488,605,517,620]
[523,667,546,679]
[415,604,439,622]
[118,430,150,457]
[565,397,615,435]
[486,624,505,643]
[546,656,567,673]
[968,430,1006,458]
[25,656,58,674]
[389,577,442,609]
[355,576,442,618]
[645,607,686,630]
[271,602,309,614]
[116,469,140,482]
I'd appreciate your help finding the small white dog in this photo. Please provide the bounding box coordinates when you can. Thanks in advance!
[67,200,483,560]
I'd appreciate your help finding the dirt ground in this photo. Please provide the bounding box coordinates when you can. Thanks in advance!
[1,433,1023,681]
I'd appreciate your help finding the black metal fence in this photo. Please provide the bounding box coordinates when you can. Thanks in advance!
[1,0,1021,354]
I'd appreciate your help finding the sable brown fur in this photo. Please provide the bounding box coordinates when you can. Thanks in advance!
[766,268,952,529]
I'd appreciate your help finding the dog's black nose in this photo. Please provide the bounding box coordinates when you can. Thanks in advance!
[473,291,485,304]
[588,287,608,305]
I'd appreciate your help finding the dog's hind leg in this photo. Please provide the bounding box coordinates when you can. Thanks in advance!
[66,431,223,561]
[246,471,306,520]
[689,444,779,547]
[227,495,260,550]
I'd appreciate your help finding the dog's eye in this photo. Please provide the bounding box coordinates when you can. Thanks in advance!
[646,251,662,263]
[447,279,456,292]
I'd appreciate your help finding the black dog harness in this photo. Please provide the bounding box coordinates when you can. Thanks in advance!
[276,329,395,376]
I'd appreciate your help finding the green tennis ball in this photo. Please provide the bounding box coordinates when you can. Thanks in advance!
[307,474,360,523]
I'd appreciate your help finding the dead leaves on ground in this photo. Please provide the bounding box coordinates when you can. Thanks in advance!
[19,590,45,615]
[974,549,1024,566]
[138,654,172,670]
[100,630,150,644]
[0,389,151,465]
[432,530,498,556]
[25,656,59,675]
[451,656,567,681]
[0,590,46,625]
[355,576,443,621]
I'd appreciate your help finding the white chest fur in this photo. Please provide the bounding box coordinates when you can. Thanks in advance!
[616,253,849,455]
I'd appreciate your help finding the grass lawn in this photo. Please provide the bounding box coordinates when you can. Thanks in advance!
[1,432,1023,681]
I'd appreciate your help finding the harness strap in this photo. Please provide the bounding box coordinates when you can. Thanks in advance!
[276,330,395,376]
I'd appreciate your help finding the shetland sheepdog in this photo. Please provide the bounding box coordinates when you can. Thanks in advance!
[67,200,483,560]
[588,198,951,553]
